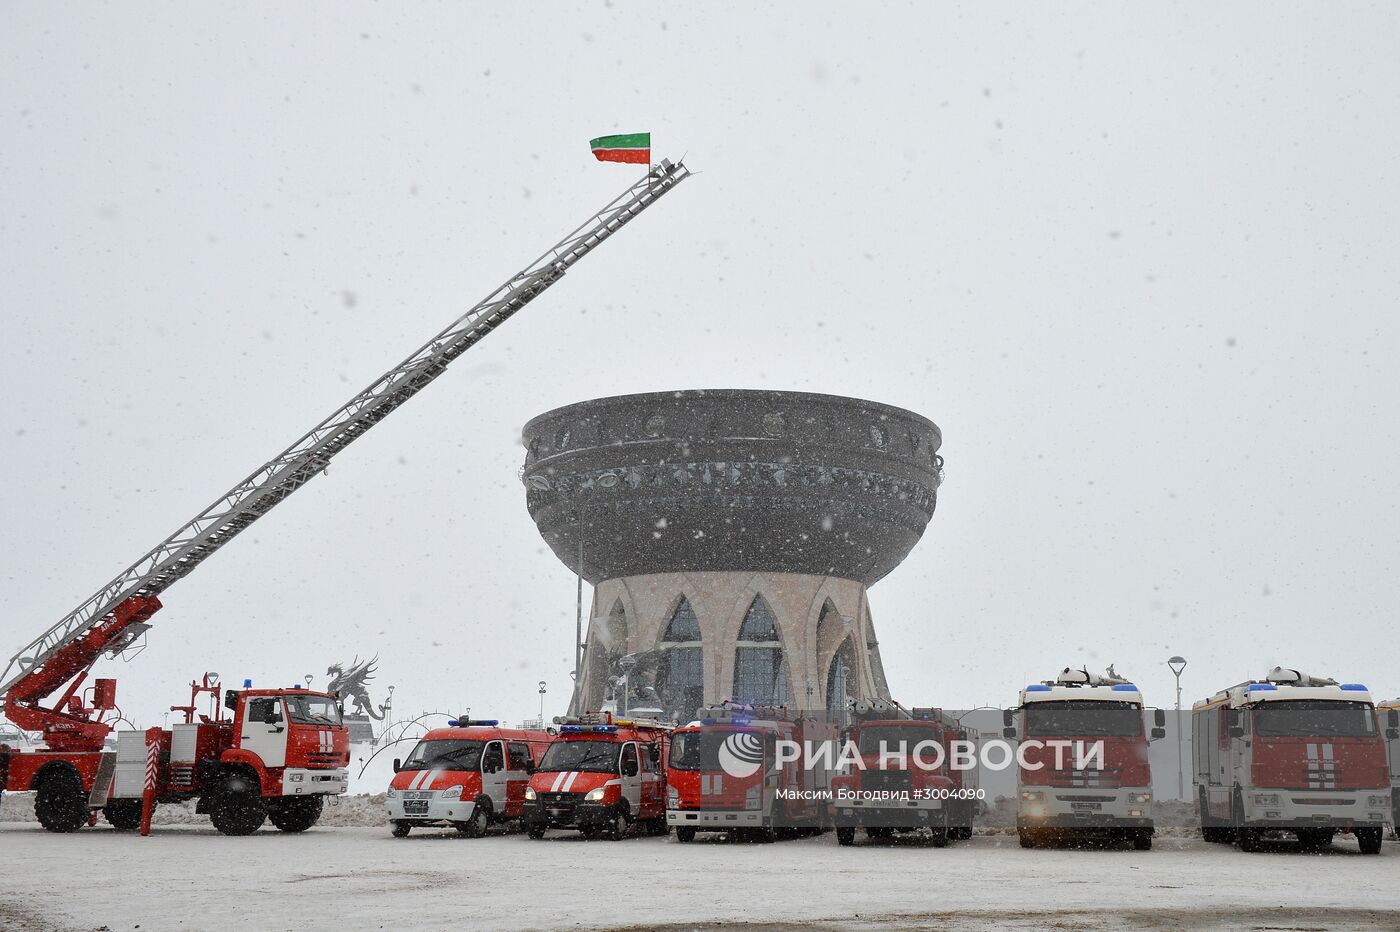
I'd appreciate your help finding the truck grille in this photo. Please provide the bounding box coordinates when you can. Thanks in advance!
[864,770,912,794]
[539,792,580,810]
[305,752,342,768]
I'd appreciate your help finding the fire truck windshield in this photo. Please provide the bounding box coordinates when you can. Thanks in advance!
[1254,701,1377,738]
[1026,701,1142,737]
[402,739,485,771]
[854,724,937,755]
[669,729,760,770]
[538,739,620,773]
[285,695,341,726]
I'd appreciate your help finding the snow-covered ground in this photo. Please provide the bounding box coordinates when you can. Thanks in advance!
[2,796,1397,931]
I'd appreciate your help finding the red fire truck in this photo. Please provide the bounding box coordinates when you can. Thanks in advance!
[2,667,348,835]
[523,713,671,839]
[385,720,554,838]
[1382,698,1400,833]
[1193,667,1392,854]
[1006,667,1165,850]
[831,699,980,847]
[666,702,834,843]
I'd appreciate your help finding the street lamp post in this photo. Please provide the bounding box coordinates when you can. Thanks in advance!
[1167,656,1188,801]
[538,681,547,727]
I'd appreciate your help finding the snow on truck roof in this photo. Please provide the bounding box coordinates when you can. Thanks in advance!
[1193,682,1375,711]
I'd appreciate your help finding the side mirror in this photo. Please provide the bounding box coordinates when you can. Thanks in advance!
[1150,727,1166,740]
[1002,709,1014,728]
[1153,709,1166,727]
[649,745,662,765]
[1226,709,1245,738]
[263,708,282,725]
[1388,709,1399,728]
[1002,727,1017,740]
[224,689,238,711]
[392,758,402,773]
[1386,728,1399,740]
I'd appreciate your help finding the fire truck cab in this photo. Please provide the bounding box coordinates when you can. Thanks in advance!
[1006,667,1163,850]
[385,720,553,838]
[831,699,979,848]
[667,702,833,843]
[524,713,671,839]
[1193,668,1392,854]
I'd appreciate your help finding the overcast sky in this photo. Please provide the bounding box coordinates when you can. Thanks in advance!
[3,4,1399,731]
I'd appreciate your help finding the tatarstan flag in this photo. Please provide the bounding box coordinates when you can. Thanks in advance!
[590,132,650,165]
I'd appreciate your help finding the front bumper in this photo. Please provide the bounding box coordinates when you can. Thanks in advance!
[834,795,945,829]
[384,794,476,825]
[1240,788,1390,830]
[1018,787,1152,832]
[280,768,348,796]
[524,797,619,831]
[668,807,765,830]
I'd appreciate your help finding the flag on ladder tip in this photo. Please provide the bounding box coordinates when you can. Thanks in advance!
[590,133,650,165]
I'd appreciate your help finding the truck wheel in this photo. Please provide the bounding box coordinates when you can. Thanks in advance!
[866,827,892,840]
[208,774,267,836]
[457,803,489,838]
[391,821,412,838]
[526,823,547,839]
[929,829,948,848]
[836,827,856,846]
[103,799,144,832]
[35,770,88,833]
[1237,827,1262,852]
[675,826,696,843]
[268,795,323,833]
[608,809,632,840]
[1356,828,1383,855]
[1132,832,1152,851]
[1018,830,1038,849]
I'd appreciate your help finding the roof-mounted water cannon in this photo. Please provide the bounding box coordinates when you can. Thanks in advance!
[1053,666,1133,688]
[1266,667,1339,688]
[845,696,913,722]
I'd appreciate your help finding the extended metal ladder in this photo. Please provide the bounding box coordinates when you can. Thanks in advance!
[1,158,691,700]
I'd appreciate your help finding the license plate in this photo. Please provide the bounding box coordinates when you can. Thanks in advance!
[1071,801,1102,812]
[403,800,429,815]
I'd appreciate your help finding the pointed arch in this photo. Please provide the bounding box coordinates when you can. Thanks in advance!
[865,611,891,699]
[733,595,787,706]
[825,636,856,715]
[655,595,704,723]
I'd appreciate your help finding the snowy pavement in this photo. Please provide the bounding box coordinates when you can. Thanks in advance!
[2,812,1397,932]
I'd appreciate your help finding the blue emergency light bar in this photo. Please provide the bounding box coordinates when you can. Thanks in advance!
[1247,683,1278,691]
[1340,684,1367,691]
[1025,684,1051,692]
[1112,684,1138,691]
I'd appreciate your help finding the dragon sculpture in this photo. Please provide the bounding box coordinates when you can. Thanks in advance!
[325,656,388,720]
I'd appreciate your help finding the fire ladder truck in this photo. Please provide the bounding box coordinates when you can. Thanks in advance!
[0,159,691,836]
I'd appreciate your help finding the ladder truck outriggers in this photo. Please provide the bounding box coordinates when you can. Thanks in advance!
[830,698,980,848]
[1193,667,1392,854]
[1004,667,1165,850]
[666,701,835,843]
[0,159,691,835]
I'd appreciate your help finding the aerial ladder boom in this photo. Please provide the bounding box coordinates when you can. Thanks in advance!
[2,159,691,748]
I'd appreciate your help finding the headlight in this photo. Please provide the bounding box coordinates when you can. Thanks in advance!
[1369,795,1390,808]
[1130,792,1151,804]
[584,787,607,802]
[441,785,465,799]
[1020,790,1044,802]
[667,787,679,805]
[524,787,536,801]
[386,788,398,799]
[1252,793,1280,807]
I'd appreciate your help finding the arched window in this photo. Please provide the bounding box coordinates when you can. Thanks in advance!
[655,597,704,723]
[826,638,856,716]
[586,600,628,711]
[733,596,788,707]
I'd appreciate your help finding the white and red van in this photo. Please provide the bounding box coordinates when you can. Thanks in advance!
[523,713,671,839]
[385,720,553,838]
[1194,668,1391,854]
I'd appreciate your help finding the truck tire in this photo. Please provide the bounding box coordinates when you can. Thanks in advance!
[836,827,856,846]
[35,770,88,833]
[675,826,696,843]
[928,828,948,848]
[208,773,267,836]
[1132,832,1152,851]
[456,801,489,838]
[1237,827,1263,852]
[1018,830,1039,849]
[268,795,323,833]
[526,823,547,839]
[608,808,632,840]
[103,799,144,832]
[391,820,412,838]
[1356,827,1382,855]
